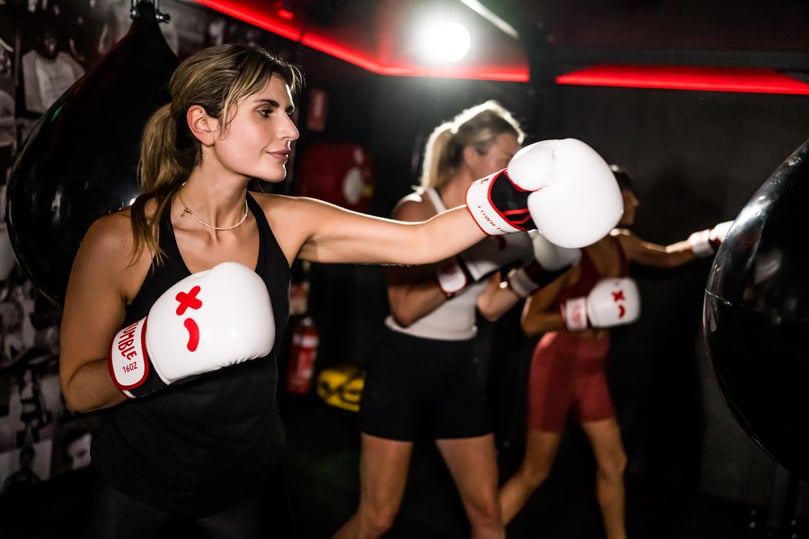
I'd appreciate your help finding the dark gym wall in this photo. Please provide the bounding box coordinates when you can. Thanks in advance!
[544,84,809,509]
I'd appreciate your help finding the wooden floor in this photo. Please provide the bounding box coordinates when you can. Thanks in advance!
[0,396,801,539]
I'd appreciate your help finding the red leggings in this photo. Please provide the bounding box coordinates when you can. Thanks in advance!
[527,332,614,432]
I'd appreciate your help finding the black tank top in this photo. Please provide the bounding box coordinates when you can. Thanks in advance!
[91,193,290,517]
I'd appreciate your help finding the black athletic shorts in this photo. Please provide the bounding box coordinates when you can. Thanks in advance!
[360,327,491,441]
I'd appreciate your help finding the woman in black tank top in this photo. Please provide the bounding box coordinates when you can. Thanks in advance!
[57,44,538,537]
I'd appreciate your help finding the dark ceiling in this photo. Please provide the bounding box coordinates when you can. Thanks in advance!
[501,0,809,53]
[195,0,809,82]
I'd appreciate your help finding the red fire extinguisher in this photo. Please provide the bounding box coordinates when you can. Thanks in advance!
[286,316,319,394]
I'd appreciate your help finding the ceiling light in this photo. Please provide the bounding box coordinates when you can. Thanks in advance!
[418,21,471,62]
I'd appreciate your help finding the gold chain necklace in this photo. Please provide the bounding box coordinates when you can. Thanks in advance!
[178,186,249,231]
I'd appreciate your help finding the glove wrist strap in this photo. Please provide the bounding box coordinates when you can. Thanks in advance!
[465,170,534,235]
[506,267,538,298]
[562,297,589,331]
[108,318,167,399]
[436,258,470,297]
[688,229,716,258]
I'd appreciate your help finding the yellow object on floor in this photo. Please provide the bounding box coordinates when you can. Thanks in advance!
[316,364,365,412]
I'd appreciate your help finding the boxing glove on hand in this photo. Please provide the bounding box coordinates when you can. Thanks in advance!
[562,277,640,331]
[506,230,582,298]
[436,232,533,297]
[687,220,733,257]
[465,138,623,248]
[108,262,275,398]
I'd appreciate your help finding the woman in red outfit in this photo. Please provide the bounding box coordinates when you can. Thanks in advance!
[497,166,731,539]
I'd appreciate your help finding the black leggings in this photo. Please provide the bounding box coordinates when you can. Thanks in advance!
[82,479,291,539]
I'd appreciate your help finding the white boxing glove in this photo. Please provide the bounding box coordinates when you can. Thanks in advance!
[506,230,581,298]
[436,231,532,297]
[562,277,640,331]
[687,220,733,257]
[108,262,275,398]
[465,138,623,248]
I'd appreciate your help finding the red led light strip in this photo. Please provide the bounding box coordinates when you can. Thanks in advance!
[193,1,809,93]
[193,0,529,81]
[556,65,809,95]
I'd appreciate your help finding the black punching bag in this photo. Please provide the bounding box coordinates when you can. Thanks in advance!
[703,138,809,480]
[6,0,178,304]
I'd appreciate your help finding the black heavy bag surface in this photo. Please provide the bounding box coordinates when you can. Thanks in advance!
[704,138,809,480]
[6,0,178,304]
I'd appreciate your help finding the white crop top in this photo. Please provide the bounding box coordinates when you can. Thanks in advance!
[385,188,532,341]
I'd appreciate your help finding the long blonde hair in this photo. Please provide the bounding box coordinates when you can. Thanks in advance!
[128,44,303,263]
[419,100,524,191]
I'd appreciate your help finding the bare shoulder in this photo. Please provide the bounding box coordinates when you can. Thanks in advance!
[253,192,326,225]
[250,193,327,260]
[81,209,136,263]
[610,227,638,247]
[610,227,634,240]
[68,207,153,305]
[252,191,322,212]
[391,191,435,222]
[80,208,155,275]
